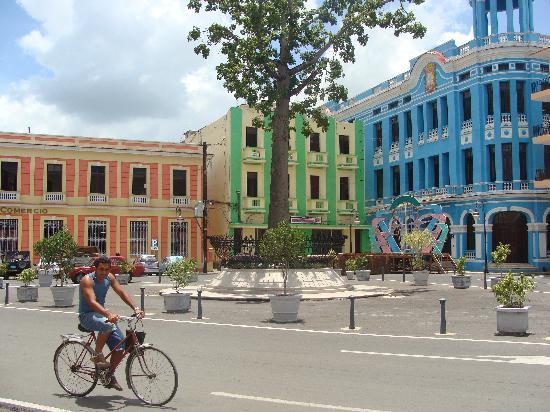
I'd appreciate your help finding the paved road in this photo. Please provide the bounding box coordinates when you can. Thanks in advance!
[1,274,550,412]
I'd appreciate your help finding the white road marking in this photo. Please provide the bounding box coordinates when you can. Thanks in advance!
[0,397,73,412]
[211,392,388,412]
[341,350,550,366]
[3,305,550,347]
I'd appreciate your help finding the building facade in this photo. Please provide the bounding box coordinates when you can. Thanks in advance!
[330,0,550,270]
[0,132,204,263]
[185,105,369,254]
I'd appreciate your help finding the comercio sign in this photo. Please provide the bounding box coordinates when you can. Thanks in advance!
[0,207,48,214]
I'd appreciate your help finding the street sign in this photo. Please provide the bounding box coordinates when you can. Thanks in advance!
[290,216,321,224]
[151,239,159,251]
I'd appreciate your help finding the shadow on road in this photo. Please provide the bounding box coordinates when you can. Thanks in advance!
[54,392,176,410]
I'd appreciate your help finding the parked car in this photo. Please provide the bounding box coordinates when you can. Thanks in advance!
[36,258,60,276]
[159,256,185,274]
[110,256,144,278]
[133,254,159,275]
[3,251,31,278]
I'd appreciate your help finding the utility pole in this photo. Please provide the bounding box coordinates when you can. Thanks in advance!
[202,142,208,274]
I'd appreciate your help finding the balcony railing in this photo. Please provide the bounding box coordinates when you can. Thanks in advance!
[465,251,476,259]
[44,193,65,202]
[501,113,512,127]
[88,194,107,203]
[486,115,494,128]
[307,199,329,213]
[488,183,496,192]
[131,195,149,205]
[441,126,448,140]
[461,119,473,132]
[418,132,425,145]
[405,137,412,147]
[536,168,550,181]
[503,182,513,191]
[389,142,399,153]
[336,154,358,169]
[518,114,528,127]
[242,196,265,211]
[306,151,328,167]
[0,191,18,201]
[428,129,438,143]
[520,181,530,191]
[337,200,357,214]
[463,185,473,194]
[242,147,266,163]
[171,196,190,206]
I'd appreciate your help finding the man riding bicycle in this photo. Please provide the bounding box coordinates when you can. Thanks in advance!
[79,255,144,391]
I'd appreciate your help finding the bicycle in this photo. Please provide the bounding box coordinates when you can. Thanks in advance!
[53,315,178,406]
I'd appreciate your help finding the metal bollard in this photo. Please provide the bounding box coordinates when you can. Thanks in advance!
[349,296,356,330]
[140,287,145,312]
[439,298,446,334]
[197,289,203,319]
[158,271,162,284]
[5,282,9,304]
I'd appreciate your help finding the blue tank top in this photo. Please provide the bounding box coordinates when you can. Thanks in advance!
[78,272,111,315]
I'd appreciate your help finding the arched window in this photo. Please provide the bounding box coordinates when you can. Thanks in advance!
[466,213,476,252]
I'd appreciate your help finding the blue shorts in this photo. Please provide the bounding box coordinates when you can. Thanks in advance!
[79,312,125,352]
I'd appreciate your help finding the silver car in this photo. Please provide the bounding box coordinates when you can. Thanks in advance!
[135,254,159,275]
[159,256,184,274]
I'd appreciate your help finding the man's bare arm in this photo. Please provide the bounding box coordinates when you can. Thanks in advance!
[109,274,143,316]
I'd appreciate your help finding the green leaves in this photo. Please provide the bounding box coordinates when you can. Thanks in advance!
[17,268,35,287]
[0,262,7,277]
[491,243,511,268]
[455,256,467,276]
[492,272,535,308]
[164,258,197,292]
[34,229,78,287]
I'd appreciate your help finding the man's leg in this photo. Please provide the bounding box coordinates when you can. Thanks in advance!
[95,331,111,355]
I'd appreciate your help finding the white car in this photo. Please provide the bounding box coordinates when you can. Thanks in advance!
[159,256,184,274]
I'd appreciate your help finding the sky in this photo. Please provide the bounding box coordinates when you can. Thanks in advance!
[0,0,548,142]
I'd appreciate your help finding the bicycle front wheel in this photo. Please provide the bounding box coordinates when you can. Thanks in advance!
[126,346,178,406]
[54,341,98,397]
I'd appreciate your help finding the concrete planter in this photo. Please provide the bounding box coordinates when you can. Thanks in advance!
[490,276,502,289]
[496,306,530,335]
[346,271,355,280]
[189,272,199,283]
[355,270,371,281]
[38,270,54,287]
[50,285,76,307]
[17,285,38,302]
[412,271,430,286]
[451,275,471,289]
[163,292,191,313]
[117,273,131,285]
[269,294,302,323]
[0,278,3,289]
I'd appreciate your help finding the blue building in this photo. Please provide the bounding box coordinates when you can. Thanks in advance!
[330,0,550,271]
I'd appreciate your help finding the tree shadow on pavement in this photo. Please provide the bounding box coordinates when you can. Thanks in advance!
[389,288,434,297]
[55,392,176,410]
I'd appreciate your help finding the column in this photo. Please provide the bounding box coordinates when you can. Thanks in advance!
[447,92,459,187]
[438,154,445,189]
[528,0,534,32]
[437,97,443,137]
[506,0,514,33]
[450,225,466,258]
[493,80,503,186]
[519,0,528,32]
[473,223,492,261]
[412,107,420,192]
[490,0,498,35]
[471,85,483,186]
[526,223,547,260]
[510,80,520,184]
[398,111,407,195]
[382,117,391,201]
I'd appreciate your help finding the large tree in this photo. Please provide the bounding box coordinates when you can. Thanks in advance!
[188,0,426,228]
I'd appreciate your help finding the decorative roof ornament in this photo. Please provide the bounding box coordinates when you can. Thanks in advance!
[425,63,437,93]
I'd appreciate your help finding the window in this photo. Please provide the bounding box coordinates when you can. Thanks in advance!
[466,214,476,252]
[392,166,400,197]
[310,133,320,152]
[405,111,412,138]
[391,115,399,143]
[407,162,414,192]
[373,108,381,116]
[500,81,511,113]
[129,221,148,256]
[339,177,349,200]
[43,220,63,239]
[498,63,509,71]
[246,172,258,198]
[433,156,440,188]
[519,143,527,181]
[0,161,18,192]
[458,72,470,82]
[483,65,492,74]
[89,165,106,194]
[431,101,438,130]
[170,221,188,256]
[488,145,496,182]
[46,164,63,193]
[0,219,18,255]
[172,169,187,197]
[388,100,399,110]
[245,127,258,147]
[516,81,525,114]
[464,149,473,185]
[310,175,320,199]
[462,89,472,121]
[339,135,350,154]
[542,64,549,73]
[375,169,383,199]
[418,105,425,132]
[502,143,513,182]
[515,63,526,71]
[403,95,411,104]
[486,83,494,116]
[131,167,147,195]
[87,220,107,254]
[419,158,425,189]
[375,122,383,148]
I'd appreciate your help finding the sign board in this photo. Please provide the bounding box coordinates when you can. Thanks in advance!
[151,239,159,251]
[290,216,321,224]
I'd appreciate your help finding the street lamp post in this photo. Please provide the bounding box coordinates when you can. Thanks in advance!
[349,210,360,254]
[471,200,489,289]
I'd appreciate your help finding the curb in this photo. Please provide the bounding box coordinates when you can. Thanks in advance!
[0,398,72,412]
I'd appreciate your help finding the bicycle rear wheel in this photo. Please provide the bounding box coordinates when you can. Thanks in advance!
[54,341,98,396]
[126,346,178,406]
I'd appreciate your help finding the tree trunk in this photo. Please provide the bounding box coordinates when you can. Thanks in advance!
[268,82,291,228]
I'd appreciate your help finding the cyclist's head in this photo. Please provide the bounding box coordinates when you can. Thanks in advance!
[93,255,110,274]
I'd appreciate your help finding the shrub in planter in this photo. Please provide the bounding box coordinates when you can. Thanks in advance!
[16,268,38,302]
[452,256,471,289]
[491,243,511,281]
[162,258,197,312]
[0,262,7,288]
[117,260,133,284]
[403,229,433,286]
[354,256,370,281]
[326,249,338,269]
[492,271,535,334]
[345,259,357,280]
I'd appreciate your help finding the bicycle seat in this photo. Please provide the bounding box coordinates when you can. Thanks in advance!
[78,324,92,333]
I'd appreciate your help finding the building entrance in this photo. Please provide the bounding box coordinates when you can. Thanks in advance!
[491,212,528,263]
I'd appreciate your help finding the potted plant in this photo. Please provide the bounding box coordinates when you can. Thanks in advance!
[34,229,78,307]
[37,258,59,287]
[116,260,133,285]
[344,258,357,280]
[16,267,39,302]
[326,249,338,269]
[490,243,511,288]
[451,256,470,289]
[0,261,6,289]
[354,256,370,281]
[492,271,535,334]
[162,257,196,312]
[403,229,433,286]
[259,221,306,323]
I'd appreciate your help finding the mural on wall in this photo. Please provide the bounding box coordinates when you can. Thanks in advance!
[425,63,437,93]
[370,195,449,254]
